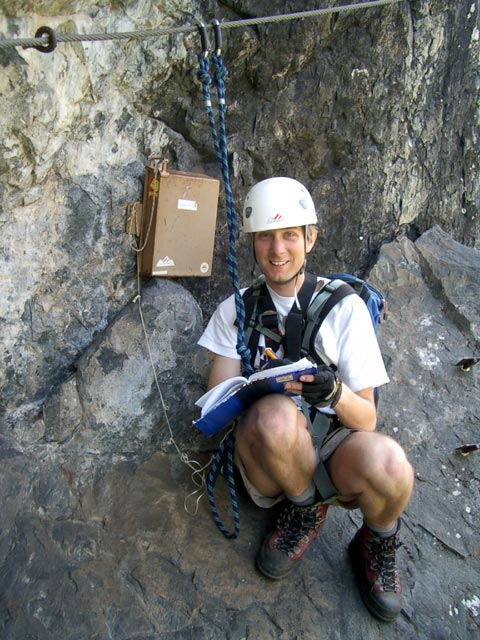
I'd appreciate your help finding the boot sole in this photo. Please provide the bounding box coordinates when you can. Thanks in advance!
[255,538,300,580]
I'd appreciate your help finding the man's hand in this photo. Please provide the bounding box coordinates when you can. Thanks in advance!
[299,365,342,408]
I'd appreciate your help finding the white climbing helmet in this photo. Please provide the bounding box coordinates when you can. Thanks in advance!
[242,177,317,233]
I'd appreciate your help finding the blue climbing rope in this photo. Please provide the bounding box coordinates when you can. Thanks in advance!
[197,24,255,539]
[211,50,254,376]
[196,41,254,377]
[206,429,240,539]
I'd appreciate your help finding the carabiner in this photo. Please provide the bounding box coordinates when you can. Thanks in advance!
[211,19,222,55]
[196,21,209,58]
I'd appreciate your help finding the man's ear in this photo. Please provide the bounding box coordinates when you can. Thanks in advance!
[305,227,318,254]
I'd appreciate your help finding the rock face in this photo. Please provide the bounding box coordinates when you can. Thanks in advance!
[45,278,208,454]
[0,227,479,640]
[1,1,479,428]
[0,1,479,639]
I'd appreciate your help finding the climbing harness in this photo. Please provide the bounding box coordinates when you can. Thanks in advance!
[204,269,387,537]
[241,271,321,369]
[301,400,339,502]
[242,272,386,370]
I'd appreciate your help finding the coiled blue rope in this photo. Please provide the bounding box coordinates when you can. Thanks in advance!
[197,46,254,539]
[206,430,240,539]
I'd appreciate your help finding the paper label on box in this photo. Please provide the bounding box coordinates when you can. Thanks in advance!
[156,256,175,267]
[177,199,198,211]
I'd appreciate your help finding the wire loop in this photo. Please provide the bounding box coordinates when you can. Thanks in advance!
[26,26,58,53]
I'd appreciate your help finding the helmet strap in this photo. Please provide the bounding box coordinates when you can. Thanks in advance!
[293,273,302,310]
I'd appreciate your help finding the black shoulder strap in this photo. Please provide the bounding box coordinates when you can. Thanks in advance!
[239,271,319,368]
[241,276,281,370]
[301,279,356,363]
[283,271,318,361]
[241,277,265,342]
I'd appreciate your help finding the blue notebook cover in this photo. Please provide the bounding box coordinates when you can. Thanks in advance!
[193,357,317,436]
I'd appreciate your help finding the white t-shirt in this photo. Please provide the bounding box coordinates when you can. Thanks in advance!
[198,279,389,393]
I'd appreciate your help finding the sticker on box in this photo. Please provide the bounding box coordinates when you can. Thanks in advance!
[156,256,175,267]
[177,199,198,211]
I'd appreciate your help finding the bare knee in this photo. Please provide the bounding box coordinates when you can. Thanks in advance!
[381,437,413,489]
[363,435,414,502]
[329,432,414,499]
[238,395,301,452]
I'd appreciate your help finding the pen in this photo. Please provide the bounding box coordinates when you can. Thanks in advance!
[264,347,278,360]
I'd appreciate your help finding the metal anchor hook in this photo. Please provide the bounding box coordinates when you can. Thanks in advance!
[24,26,58,53]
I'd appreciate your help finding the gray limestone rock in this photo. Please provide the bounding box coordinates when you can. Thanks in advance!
[0,228,479,640]
[0,1,479,638]
[43,278,209,455]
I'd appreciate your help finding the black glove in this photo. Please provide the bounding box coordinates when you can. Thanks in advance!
[301,365,342,408]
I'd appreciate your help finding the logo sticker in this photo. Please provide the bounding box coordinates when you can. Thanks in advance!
[267,213,284,224]
[156,256,175,267]
[200,262,209,274]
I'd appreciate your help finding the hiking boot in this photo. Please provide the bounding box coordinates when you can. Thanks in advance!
[348,521,403,622]
[256,502,329,580]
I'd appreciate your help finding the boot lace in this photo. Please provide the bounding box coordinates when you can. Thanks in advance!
[367,533,402,592]
[275,504,324,556]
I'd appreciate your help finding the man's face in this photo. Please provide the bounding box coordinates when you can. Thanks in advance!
[253,226,316,293]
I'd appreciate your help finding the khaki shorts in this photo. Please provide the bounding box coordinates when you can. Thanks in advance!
[234,424,356,509]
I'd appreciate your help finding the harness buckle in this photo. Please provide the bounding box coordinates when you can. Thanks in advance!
[258,310,279,330]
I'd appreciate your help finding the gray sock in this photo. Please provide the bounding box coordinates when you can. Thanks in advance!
[365,520,399,538]
[286,482,316,507]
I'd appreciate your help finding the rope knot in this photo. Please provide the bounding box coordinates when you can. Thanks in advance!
[196,54,212,86]
[212,53,228,84]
